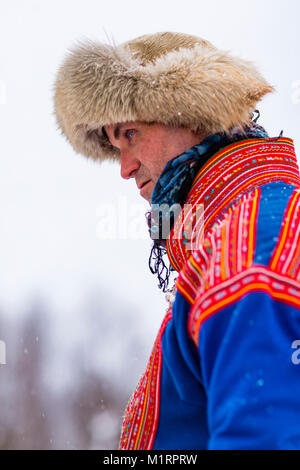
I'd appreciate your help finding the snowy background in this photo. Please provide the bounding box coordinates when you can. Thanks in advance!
[0,0,299,449]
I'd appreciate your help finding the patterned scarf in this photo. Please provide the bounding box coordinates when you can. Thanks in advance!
[146,114,273,292]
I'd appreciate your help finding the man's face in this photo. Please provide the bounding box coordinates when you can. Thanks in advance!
[103,121,204,203]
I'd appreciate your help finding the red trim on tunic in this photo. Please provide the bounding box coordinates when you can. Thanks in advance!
[118,306,172,450]
[187,266,300,346]
[167,138,300,273]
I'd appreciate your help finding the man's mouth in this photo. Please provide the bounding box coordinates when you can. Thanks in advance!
[139,180,151,190]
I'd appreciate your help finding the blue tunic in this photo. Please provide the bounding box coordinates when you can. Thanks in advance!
[119,137,300,450]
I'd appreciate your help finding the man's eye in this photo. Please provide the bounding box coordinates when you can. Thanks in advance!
[124,129,135,141]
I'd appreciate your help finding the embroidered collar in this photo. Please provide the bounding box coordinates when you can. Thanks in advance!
[166,137,300,272]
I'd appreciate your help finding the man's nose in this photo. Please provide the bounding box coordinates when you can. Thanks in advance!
[120,153,141,179]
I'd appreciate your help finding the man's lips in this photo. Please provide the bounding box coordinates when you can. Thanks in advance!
[138,180,151,190]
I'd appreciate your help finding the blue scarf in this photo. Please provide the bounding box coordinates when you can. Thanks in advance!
[146,118,274,292]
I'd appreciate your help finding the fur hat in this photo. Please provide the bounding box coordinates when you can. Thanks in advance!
[53,31,274,163]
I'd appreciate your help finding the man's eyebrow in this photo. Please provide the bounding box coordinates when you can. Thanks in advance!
[103,123,132,141]
[114,123,130,140]
[114,123,136,140]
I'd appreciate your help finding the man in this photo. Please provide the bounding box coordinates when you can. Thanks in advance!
[53,32,300,449]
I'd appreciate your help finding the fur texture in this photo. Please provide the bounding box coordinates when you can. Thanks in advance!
[53,32,274,163]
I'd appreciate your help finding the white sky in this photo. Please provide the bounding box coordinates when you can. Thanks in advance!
[0,0,299,349]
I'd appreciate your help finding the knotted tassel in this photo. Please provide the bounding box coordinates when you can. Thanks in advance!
[148,240,172,293]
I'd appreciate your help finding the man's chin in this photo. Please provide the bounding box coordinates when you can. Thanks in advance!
[139,182,153,203]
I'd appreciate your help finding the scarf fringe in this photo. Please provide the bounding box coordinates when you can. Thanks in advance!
[148,241,172,293]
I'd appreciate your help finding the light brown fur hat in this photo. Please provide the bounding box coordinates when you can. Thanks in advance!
[53,31,274,163]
